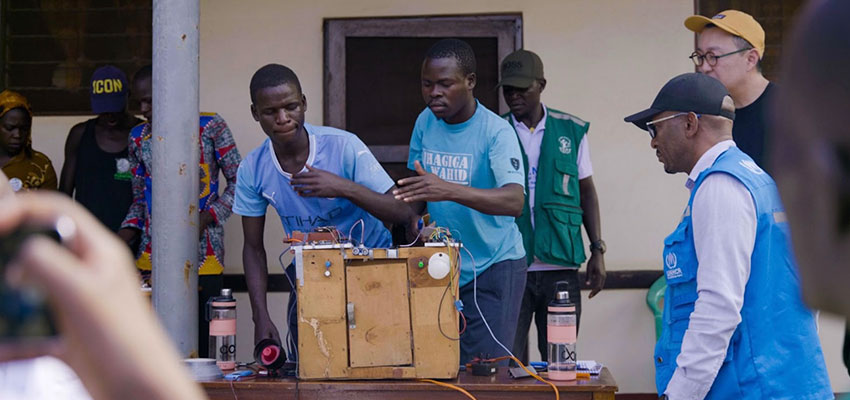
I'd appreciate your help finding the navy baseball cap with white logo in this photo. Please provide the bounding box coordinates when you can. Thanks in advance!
[90,65,129,114]
[624,73,735,130]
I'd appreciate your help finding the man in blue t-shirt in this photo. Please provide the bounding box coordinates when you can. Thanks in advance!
[395,39,527,364]
[233,64,413,359]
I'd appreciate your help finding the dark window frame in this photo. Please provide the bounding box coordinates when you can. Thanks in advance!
[323,14,523,163]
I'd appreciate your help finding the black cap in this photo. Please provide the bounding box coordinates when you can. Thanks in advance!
[624,73,735,131]
[496,49,544,89]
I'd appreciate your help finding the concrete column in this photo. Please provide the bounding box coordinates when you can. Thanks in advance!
[151,0,200,358]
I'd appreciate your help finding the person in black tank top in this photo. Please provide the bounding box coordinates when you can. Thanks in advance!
[71,118,135,231]
[59,66,141,237]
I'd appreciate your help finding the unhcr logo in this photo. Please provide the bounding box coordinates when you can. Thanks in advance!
[92,78,123,94]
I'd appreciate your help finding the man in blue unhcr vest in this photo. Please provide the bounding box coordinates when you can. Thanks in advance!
[624,73,832,400]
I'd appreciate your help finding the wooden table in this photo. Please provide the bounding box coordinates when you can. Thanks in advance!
[202,367,618,399]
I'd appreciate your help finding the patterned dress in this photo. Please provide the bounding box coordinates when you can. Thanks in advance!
[121,113,242,275]
[1,149,57,191]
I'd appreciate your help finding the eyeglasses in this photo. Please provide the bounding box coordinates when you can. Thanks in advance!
[689,47,752,67]
[646,112,700,139]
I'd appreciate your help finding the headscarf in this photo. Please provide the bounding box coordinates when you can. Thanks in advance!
[0,90,32,119]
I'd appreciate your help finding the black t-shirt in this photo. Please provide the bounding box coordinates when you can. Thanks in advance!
[732,82,774,171]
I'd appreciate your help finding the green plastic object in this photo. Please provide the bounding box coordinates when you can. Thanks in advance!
[646,276,667,341]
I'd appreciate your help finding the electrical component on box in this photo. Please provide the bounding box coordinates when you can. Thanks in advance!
[428,252,450,279]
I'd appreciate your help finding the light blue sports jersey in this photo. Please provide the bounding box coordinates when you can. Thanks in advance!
[408,101,526,287]
[233,123,393,248]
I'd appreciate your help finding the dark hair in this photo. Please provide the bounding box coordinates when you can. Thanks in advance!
[133,64,152,84]
[424,38,477,76]
[249,64,302,103]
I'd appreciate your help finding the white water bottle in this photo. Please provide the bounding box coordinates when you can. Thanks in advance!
[547,281,577,380]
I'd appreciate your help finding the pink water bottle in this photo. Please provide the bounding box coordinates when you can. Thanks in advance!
[207,288,237,370]
[547,282,576,380]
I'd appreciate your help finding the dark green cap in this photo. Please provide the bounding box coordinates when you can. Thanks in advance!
[496,49,544,89]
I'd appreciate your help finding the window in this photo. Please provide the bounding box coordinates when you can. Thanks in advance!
[1,0,152,115]
[324,14,522,180]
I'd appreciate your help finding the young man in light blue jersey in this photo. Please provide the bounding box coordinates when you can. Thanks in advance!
[394,39,527,365]
[233,64,413,359]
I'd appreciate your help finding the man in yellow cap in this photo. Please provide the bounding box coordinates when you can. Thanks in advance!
[685,10,773,170]
[0,90,57,192]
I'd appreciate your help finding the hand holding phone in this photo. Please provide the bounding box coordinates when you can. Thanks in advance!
[0,192,206,400]
[0,223,68,340]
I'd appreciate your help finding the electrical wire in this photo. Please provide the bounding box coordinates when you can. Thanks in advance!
[420,379,478,400]
[437,240,465,340]
[437,275,466,340]
[278,248,299,377]
[399,227,423,247]
[229,379,239,400]
[347,219,365,246]
[464,246,560,400]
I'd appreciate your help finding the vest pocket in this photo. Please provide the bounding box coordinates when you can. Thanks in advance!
[662,222,696,284]
[553,158,579,198]
[539,203,585,265]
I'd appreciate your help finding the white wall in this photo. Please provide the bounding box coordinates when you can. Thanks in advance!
[26,0,850,393]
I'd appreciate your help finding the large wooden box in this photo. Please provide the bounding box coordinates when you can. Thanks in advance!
[294,245,460,380]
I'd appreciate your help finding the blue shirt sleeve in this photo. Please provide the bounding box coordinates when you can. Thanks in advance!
[232,161,268,217]
[407,113,425,171]
[343,134,395,194]
[489,120,526,188]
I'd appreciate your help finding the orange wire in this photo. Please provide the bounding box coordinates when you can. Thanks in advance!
[468,355,559,400]
[508,355,560,400]
[420,379,477,400]
[458,310,467,335]
[442,238,559,400]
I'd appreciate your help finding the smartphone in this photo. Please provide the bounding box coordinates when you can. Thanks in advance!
[0,225,61,340]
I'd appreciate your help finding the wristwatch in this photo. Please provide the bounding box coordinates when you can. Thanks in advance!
[589,239,607,254]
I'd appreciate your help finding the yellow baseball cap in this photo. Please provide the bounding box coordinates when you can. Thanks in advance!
[685,10,765,59]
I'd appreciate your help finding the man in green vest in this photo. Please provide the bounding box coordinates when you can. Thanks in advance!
[498,49,606,364]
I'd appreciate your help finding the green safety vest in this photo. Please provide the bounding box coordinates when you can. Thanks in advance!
[503,107,589,267]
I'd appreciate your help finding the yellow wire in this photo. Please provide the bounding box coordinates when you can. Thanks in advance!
[508,355,560,400]
[420,379,477,400]
[421,355,560,400]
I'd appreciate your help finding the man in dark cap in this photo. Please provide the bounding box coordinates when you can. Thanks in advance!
[496,49,606,364]
[59,65,141,234]
[625,73,830,399]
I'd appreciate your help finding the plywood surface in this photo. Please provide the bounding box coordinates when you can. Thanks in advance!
[346,261,413,367]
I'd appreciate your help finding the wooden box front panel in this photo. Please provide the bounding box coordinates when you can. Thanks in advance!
[297,250,348,379]
[346,261,413,367]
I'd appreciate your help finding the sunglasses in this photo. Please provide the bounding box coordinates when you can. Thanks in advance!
[646,112,700,139]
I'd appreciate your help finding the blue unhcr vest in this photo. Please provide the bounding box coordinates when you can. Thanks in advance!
[655,147,832,399]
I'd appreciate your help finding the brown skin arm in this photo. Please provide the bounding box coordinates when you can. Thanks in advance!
[579,176,606,298]
[117,227,140,244]
[394,160,524,217]
[58,122,86,196]
[198,210,214,239]
[241,215,282,345]
[290,164,414,224]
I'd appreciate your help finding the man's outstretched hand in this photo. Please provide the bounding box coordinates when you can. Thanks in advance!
[394,161,455,203]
